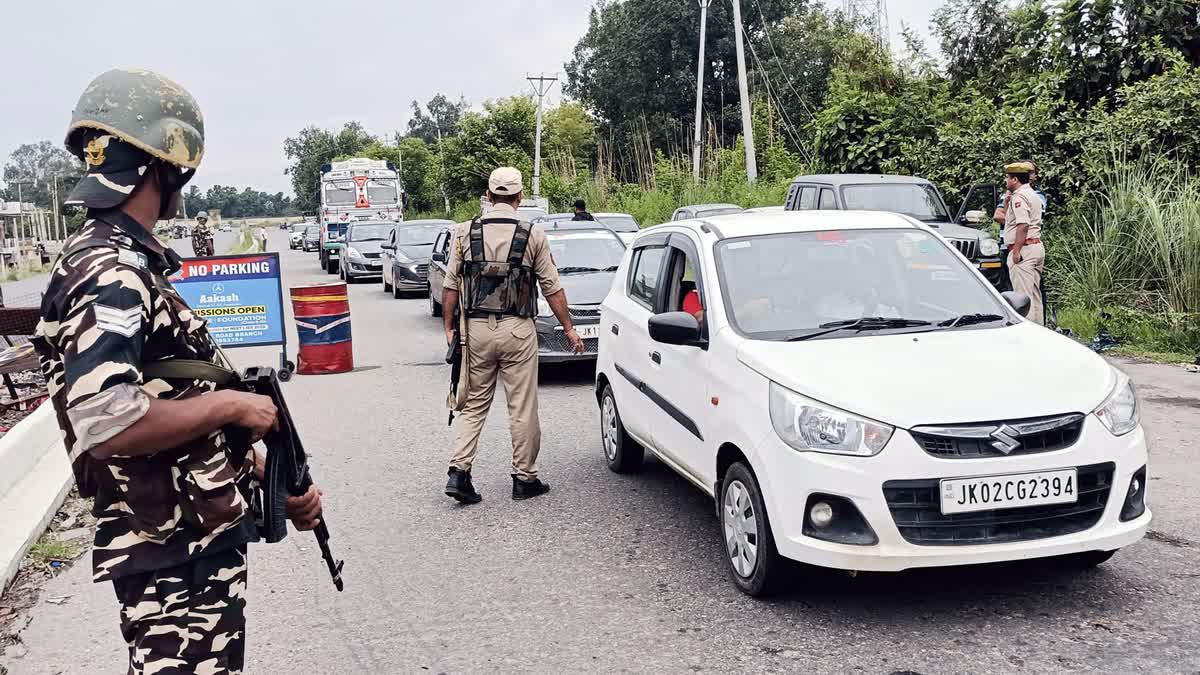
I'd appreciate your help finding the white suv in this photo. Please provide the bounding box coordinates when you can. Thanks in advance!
[595,210,1149,596]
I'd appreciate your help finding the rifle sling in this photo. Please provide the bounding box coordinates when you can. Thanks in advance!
[142,359,239,387]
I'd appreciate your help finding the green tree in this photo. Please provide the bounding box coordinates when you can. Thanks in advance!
[1,141,83,209]
[407,94,468,144]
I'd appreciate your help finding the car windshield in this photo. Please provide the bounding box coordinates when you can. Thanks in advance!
[546,231,626,273]
[349,223,392,242]
[716,228,1008,340]
[394,223,445,245]
[840,184,950,223]
[595,215,639,233]
[323,180,356,206]
[305,226,319,236]
[367,179,398,205]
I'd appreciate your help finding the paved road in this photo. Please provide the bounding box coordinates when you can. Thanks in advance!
[5,230,1200,674]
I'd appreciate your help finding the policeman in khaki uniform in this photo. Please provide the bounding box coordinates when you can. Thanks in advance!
[34,69,322,674]
[442,167,583,504]
[1003,161,1046,325]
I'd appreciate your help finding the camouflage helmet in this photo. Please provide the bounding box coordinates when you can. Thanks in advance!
[64,69,204,169]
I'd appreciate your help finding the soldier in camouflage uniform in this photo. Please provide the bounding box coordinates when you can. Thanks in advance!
[192,210,214,257]
[34,69,323,675]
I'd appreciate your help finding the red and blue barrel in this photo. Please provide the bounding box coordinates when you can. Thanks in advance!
[290,282,353,375]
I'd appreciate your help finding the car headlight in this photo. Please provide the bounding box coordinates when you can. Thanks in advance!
[768,382,893,456]
[394,252,413,264]
[979,238,1000,257]
[346,247,365,261]
[1094,373,1139,436]
[537,297,552,317]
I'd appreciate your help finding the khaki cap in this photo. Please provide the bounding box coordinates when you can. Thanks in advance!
[1005,161,1035,174]
[488,167,523,195]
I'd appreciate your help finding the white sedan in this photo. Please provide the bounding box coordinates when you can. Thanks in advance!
[595,210,1149,596]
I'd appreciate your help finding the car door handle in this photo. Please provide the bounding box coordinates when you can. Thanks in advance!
[611,324,619,336]
[649,351,661,364]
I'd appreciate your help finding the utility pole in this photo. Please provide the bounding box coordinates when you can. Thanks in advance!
[692,0,713,181]
[730,0,757,184]
[435,125,451,215]
[527,73,558,198]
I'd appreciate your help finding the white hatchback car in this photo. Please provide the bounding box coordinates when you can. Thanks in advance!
[595,210,1150,596]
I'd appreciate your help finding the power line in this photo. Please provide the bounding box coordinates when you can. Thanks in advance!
[741,22,811,162]
[751,0,818,122]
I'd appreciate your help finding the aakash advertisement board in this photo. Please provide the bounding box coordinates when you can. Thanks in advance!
[170,253,285,348]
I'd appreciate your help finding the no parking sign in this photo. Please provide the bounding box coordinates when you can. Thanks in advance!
[169,253,286,348]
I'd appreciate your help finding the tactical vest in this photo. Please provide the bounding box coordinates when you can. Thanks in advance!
[461,217,538,318]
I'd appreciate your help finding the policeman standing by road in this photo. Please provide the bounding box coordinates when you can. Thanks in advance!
[192,209,213,256]
[442,167,584,504]
[34,68,323,674]
[1001,161,1046,325]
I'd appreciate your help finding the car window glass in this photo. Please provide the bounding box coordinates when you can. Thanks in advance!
[841,184,950,222]
[959,184,998,224]
[818,188,837,210]
[797,187,816,210]
[629,246,666,310]
[715,229,1007,339]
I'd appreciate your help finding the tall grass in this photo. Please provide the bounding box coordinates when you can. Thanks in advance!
[1058,157,1200,314]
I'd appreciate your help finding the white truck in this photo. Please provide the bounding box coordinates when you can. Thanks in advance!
[317,158,404,274]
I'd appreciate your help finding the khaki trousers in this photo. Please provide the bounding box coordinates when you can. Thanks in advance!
[1009,243,1046,325]
[449,316,542,479]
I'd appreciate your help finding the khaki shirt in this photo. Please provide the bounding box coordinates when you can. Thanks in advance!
[443,202,563,298]
[1004,183,1043,246]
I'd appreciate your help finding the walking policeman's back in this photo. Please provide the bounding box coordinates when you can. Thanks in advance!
[442,167,584,504]
[33,68,322,675]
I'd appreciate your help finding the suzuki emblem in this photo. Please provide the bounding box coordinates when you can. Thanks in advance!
[989,424,1022,454]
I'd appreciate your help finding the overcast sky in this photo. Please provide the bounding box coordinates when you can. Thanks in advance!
[0,0,943,197]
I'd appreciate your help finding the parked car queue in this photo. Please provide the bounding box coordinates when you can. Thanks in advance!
[291,182,1144,597]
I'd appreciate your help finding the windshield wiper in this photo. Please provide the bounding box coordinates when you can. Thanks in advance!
[557,266,605,274]
[787,317,933,342]
[937,313,1007,329]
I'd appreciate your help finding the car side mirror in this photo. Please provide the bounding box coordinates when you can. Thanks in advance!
[1002,291,1032,317]
[964,210,987,225]
[648,312,704,346]
[431,251,447,263]
[381,244,396,251]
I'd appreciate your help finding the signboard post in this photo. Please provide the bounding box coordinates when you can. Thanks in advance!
[169,252,295,380]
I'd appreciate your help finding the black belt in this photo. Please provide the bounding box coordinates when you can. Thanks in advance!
[465,310,531,319]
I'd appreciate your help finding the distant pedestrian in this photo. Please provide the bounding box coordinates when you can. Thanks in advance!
[257,226,268,252]
[1003,161,1045,325]
[571,199,595,221]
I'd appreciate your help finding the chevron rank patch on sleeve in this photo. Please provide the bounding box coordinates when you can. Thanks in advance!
[94,304,143,337]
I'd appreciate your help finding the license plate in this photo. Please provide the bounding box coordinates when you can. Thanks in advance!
[939,468,1077,515]
[560,324,600,339]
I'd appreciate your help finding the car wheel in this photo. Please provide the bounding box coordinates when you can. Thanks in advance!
[392,277,403,299]
[430,288,442,316]
[1053,550,1118,568]
[720,462,783,597]
[600,384,642,473]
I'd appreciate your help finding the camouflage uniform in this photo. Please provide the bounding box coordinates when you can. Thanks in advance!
[192,222,213,256]
[37,70,256,674]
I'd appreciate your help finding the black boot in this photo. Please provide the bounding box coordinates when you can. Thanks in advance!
[512,475,551,500]
[445,468,482,504]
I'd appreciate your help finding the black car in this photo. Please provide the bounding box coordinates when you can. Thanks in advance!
[339,221,394,283]
[302,224,320,252]
[534,227,627,363]
[381,219,454,298]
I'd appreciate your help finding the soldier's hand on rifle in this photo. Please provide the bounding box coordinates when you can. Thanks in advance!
[221,391,279,441]
[565,327,585,354]
[286,484,323,531]
[445,327,456,347]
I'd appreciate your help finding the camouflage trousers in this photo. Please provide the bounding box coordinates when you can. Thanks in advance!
[111,545,248,675]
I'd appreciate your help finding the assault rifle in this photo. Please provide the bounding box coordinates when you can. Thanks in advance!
[239,367,345,591]
[446,325,462,426]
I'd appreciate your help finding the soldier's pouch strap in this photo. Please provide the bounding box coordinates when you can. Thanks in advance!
[469,217,485,261]
[507,222,531,267]
[142,359,240,387]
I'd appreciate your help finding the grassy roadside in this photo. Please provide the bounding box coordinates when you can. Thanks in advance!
[229,230,257,254]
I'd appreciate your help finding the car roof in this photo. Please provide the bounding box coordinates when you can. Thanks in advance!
[659,210,923,240]
[399,219,454,226]
[544,225,623,239]
[788,174,934,186]
[677,203,742,211]
[593,212,636,219]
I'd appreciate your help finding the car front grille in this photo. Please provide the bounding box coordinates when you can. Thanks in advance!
[538,330,599,355]
[949,238,978,259]
[882,462,1114,546]
[363,252,382,259]
[417,263,430,279]
[910,413,1085,459]
[568,305,602,321]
